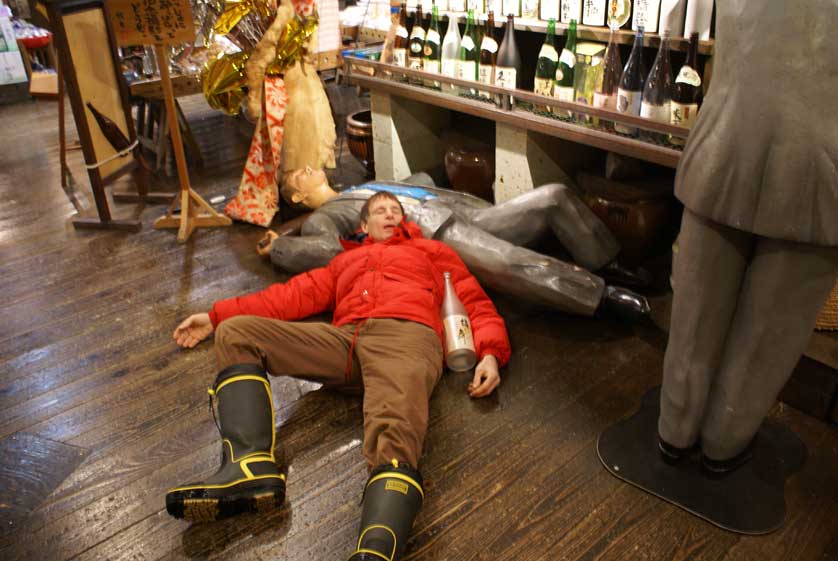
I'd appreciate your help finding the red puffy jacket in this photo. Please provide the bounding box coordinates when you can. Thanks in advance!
[209,221,511,367]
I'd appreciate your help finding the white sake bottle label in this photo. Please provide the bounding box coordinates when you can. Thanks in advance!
[632,0,661,33]
[615,87,641,133]
[495,66,517,89]
[444,314,475,353]
[442,58,459,77]
[559,48,575,67]
[458,60,477,80]
[640,100,671,123]
[393,48,407,66]
[541,0,559,21]
[675,65,701,86]
[560,0,582,23]
[480,36,499,53]
[582,0,606,26]
[593,91,617,110]
[534,76,554,96]
[670,101,698,127]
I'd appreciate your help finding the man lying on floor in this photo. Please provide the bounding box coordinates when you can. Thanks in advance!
[258,177,651,322]
[166,191,511,561]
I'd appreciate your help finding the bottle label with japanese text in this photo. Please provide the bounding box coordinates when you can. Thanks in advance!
[593,91,617,110]
[640,100,670,123]
[393,48,407,66]
[458,60,477,81]
[495,66,517,89]
[442,58,458,77]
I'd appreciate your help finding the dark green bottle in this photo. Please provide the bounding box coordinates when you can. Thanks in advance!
[554,18,577,104]
[534,18,558,97]
[457,9,480,84]
[423,5,442,87]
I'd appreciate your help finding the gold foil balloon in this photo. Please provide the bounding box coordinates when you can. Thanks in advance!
[201,13,319,115]
[266,13,319,75]
[202,51,250,115]
[213,0,256,36]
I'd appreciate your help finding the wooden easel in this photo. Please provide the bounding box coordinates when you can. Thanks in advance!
[151,44,231,241]
[108,0,231,242]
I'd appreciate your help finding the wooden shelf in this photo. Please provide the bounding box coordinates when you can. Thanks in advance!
[345,57,685,168]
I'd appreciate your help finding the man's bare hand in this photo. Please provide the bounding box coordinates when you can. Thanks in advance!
[173,313,214,348]
[257,230,279,258]
[468,355,500,398]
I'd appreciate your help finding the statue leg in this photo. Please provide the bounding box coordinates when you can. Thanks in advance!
[658,210,752,453]
[437,216,606,316]
[464,183,620,272]
[698,235,838,465]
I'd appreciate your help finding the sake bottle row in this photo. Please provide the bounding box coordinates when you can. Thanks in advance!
[403,0,713,38]
[601,28,703,142]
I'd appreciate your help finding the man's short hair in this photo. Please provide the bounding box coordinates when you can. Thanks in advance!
[359,191,405,224]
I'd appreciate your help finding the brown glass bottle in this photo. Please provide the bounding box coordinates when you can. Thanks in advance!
[393,3,409,67]
[670,31,702,146]
[477,11,497,98]
[86,102,131,151]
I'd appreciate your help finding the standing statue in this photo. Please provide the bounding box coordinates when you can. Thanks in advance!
[259,177,653,320]
[202,0,338,226]
[657,0,838,475]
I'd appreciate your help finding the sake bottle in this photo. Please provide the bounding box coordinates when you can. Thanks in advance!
[86,102,131,151]
[534,18,558,97]
[458,9,480,87]
[423,5,443,87]
[441,271,476,371]
[394,3,410,67]
[495,14,522,90]
[408,5,427,73]
[632,0,660,33]
[521,0,538,19]
[541,0,559,22]
[582,0,607,26]
[615,26,645,135]
[593,26,622,112]
[670,31,702,145]
[441,12,462,92]
[560,0,581,23]
[553,18,577,110]
[640,29,672,127]
[478,11,498,97]
[503,0,520,17]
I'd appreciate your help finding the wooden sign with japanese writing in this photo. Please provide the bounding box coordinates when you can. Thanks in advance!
[107,0,195,46]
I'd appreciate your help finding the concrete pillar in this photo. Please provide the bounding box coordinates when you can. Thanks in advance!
[370,92,450,181]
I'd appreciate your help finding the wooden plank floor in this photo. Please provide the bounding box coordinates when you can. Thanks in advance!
[0,90,836,561]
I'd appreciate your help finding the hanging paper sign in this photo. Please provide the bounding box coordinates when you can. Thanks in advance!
[107,0,196,46]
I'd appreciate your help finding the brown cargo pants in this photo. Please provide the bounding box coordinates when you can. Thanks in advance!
[213,316,444,470]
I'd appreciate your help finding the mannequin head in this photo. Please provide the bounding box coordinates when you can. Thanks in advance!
[280,167,338,210]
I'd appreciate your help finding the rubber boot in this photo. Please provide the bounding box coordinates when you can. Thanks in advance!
[347,460,424,561]
[165,364,286,522]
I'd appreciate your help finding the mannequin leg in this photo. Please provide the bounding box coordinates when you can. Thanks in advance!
[438,217,606,316]
[465,183,620,272]
[658,210,753,449]
[700,238,838,460]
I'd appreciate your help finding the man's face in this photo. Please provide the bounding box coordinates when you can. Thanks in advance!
[362,197,404,241]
